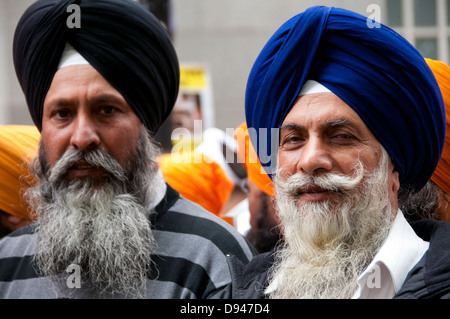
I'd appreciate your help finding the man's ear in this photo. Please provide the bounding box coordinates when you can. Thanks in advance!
[391,170,400,194]
[388,156,400,194]
[388,159,400,214]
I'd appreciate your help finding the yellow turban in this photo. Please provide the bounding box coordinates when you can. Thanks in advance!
[234,122,275,196]
[158,151,234,218]
[426,58,450,196]
[0,125,40,220]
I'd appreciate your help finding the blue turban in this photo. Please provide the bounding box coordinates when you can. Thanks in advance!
[13,0,179,135]
[245,6,446,192]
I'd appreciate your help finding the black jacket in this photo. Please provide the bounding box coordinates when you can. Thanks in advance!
[211,219,450,299]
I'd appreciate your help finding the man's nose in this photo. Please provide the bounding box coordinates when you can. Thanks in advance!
[296,137,333,175]
[69,113,100,151]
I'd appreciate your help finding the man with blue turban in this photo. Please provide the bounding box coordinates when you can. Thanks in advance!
[212,6,450,299]
[0,0,255,299]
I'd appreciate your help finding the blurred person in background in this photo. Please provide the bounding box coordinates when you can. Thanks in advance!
[158,150,236,225]
[196,126,250,234]
[169,92,203,152]
[0,125,40,237]
[399,58,450,223]
[235,122,280,253]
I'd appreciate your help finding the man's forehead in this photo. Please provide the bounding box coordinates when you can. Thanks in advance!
[286,92,364,123]
[45,65,125,101]
[281,118,356,130]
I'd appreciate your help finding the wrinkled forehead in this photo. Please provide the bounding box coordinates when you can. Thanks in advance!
[284,81,370,133]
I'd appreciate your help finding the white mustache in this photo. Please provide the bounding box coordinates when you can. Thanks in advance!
[276,161,365,197]
[47,147,125,186]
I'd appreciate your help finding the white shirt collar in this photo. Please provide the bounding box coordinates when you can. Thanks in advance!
[148,169,167,213]
[352,210,429,299]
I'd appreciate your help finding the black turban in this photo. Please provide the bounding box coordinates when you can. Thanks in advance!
[13,0,179,134]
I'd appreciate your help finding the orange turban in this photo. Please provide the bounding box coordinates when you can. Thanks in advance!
[0,125,40,220]
[158,151,234,217]
[426,58,450,196]
[235,122,275,196]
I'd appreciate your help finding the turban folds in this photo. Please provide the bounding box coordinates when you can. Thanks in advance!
[426,58,450,196]
[13,0,179,134]
[0,125,40,220]
[245,6,446,192]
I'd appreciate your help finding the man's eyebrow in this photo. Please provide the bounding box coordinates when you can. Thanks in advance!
[280,123,304,131]
[280,119,353,131]
[47,94,126,107]
[322,119,353,128]
[45,98,73,107]
[89,93,126,105]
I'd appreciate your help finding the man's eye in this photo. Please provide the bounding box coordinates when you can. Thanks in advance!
[53,109,70,118]
[102,106,114,114]
[285,136,301,143]
[331,133,359,144]
[98,105,118,116]
[334,134,353,139]
[281,134,304,146]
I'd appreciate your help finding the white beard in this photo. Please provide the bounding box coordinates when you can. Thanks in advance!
[26,128,161,298]
[268,148,395,299]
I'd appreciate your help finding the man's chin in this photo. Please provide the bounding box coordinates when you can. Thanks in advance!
[64,173,118,190]
[293,194,345,213]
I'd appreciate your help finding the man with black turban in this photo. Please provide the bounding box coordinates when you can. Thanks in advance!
[0,0,255,299]
[212,6,450,299]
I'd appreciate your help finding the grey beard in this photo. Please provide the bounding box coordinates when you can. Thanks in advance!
[268,148,394,299]
[25,128,161,298]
